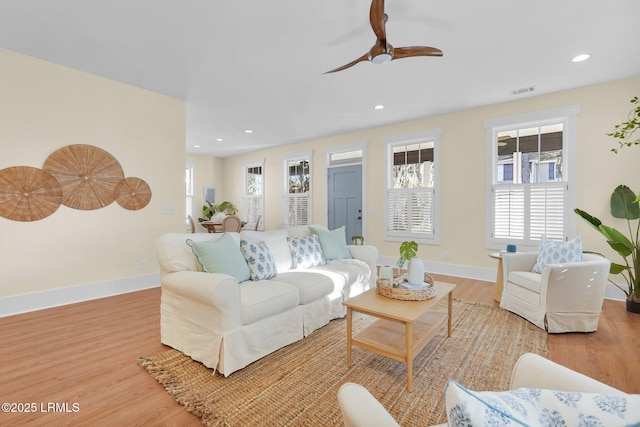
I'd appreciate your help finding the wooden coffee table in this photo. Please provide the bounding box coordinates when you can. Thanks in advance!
[342,282,456,391]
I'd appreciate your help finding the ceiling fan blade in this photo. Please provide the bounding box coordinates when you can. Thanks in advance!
[324,53,369,74]
[393,46,443,59]
[369,0,387,43]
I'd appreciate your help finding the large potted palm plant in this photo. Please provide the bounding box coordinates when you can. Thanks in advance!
[575,185,640,313]
[575,96,640,313]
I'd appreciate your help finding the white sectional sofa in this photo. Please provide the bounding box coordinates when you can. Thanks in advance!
[155,225,378,376]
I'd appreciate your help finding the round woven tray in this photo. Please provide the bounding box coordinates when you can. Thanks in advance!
[376,272,436,301]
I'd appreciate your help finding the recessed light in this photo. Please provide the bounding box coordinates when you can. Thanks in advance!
[374,105,384,110]
[572,54,590,63]
[216,138,223,142]
[244,130,253,134]
[193,145,201,148]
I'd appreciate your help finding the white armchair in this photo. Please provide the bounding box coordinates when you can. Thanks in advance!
[338,353,624,427]
[499,252,610,333]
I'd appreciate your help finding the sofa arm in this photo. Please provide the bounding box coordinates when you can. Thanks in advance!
[347,245,379,282]
[502,252,538,273]
[510,353,625,395]
[338,383,400,427]
[162,270,242,328]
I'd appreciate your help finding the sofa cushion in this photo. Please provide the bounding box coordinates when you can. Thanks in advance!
[241,229,293,273]
[310,225,352,261]
[532,235,582,273]
[508,271,543,294]
[240,280,300,325]
[240,240,277,281]
[444,380,640,427]
[274,271,334,304]
[186,233,250,282]
[287,235,326,269]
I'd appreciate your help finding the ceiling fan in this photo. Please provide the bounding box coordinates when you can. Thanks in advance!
[324,0,443,74]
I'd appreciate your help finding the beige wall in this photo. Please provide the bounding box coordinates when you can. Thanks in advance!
[223,76,640,273]
[0,49,186,298]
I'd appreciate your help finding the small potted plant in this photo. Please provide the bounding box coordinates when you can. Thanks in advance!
[198,201,237,223]
[397,241,424,285]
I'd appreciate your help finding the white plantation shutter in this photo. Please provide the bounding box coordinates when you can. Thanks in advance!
[386,187,435,239]
[529,183,565,242]
[283,193,309,226]
[493,185,525,240]
[492,183,566,244]
[242,195,263,226]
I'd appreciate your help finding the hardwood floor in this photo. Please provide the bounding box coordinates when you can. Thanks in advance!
[1,275,638,426]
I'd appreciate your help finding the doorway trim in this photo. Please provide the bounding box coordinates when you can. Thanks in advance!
[324,141,367,240]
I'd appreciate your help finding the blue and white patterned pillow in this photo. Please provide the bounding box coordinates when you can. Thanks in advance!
[445,380,640,427]
[239,239,277,281]
[287,235,326,269]
[532,235,582,273]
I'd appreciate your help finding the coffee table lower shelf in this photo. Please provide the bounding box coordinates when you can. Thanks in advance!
[351,312,448,363]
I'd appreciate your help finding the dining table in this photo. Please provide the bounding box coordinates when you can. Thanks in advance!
[199,220,247,233]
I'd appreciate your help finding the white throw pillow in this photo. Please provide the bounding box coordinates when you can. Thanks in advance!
[532,235,582,273]
[445,380,640,427]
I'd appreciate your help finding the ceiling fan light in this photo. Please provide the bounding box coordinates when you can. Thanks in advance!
[371,53,392,65]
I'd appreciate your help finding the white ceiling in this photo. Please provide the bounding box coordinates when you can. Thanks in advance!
[1,1,639,157]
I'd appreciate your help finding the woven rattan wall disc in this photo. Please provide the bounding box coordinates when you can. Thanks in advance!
[0,166,63,221]
[43,144,125,210]
[114,177,152,210]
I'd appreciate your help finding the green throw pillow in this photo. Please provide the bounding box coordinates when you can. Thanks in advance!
[309,225,352,261]
[186,233,250,282]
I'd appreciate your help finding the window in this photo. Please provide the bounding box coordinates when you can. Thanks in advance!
[384,129,440,243]
[185,162,194,230]
[283,152,311,226]
[242,160,264,230]
[328,149,363,167]
[485,106,578,250]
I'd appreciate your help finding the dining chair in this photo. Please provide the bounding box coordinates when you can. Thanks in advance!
[222,215,242,232]
[187,215,196,233]
[253,215,262,231]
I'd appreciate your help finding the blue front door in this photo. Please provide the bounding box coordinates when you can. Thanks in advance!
[328,165,362,243]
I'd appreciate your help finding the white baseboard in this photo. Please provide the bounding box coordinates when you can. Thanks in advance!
[376,256,626,302]
[0,273,160,318]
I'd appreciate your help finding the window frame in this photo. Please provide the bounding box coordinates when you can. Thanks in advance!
[282,151,312,227]
[484,105,579,251]
[383,128,441,244]
[241,158,265,230]
[185,162,194,230]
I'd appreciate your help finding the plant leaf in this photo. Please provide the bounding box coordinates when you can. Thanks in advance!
[611,185,640,219]
[610,262,630,275]
[574,208,605,235]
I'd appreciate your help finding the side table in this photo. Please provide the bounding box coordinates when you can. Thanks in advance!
[489,252,504,302]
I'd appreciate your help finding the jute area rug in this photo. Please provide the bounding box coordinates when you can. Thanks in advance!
[138,300,547,426]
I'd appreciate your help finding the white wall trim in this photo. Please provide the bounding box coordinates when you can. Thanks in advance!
[0,273,160,318]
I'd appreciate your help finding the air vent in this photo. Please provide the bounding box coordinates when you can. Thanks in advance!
[512,86,535,96]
